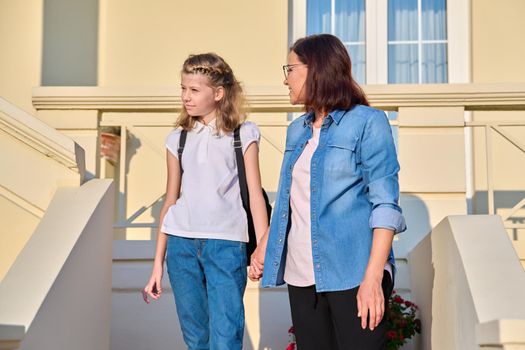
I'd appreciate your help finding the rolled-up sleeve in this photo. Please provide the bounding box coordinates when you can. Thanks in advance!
[360,110,407,234]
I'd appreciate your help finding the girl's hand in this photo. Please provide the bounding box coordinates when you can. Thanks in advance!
[142,265,163,304]
[356,273,384,331]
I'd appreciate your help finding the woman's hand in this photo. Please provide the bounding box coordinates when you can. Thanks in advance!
[142,264,163,304]
[356,273,384,331]
[248,246,265,281]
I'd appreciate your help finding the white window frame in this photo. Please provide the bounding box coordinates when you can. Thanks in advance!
[289,0,470,84]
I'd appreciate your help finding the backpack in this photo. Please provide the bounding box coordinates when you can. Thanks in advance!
[178,125,272,265]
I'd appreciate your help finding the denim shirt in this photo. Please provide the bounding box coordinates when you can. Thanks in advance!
[261,105,406,292]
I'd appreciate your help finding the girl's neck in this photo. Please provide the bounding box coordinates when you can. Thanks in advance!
[199,113,216,126]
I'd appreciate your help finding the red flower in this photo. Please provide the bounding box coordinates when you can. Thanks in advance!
[288,326,295,334]
[386,330,397,340]
[393,296,403,303]
[286,343,296,350]
[404,301,413,307]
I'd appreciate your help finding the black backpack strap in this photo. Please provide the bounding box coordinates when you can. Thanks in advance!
[234,126,258,261]
[178,130,187,175]
[234,127,250,211]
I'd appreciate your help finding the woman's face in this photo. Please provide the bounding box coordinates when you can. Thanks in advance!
[284,51,308,105]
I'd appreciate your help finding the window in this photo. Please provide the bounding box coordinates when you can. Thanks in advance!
[307,0,366,83]
[388,0,447,83]
[299,0,453,84]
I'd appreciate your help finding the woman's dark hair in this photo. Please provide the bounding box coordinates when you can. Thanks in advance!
[291,34,369,112]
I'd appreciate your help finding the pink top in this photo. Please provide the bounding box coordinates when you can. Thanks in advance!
[284,127,320,286]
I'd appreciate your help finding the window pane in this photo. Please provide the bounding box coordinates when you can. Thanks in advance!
[388,0,418,41]
[335,0,365,42]
[388,44,418,83]
[422,43,447,83]
[307,0,331,35]
[348,44,366,84]
[422,0,447,40]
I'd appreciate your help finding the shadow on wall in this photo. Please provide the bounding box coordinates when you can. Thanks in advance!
[473,191,525,240]
[256,288,292,350]
[255,190,293,349]
[396,194,432,350]
[112,131,141,239]
[396,194,432,260]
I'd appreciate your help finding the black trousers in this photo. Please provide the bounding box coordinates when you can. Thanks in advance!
[287,273,393,350]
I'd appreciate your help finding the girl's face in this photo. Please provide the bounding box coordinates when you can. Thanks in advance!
[181,73,223,122]
[284,51,308,105]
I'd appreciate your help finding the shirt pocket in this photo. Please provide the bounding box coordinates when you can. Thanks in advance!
[324,135,360,178]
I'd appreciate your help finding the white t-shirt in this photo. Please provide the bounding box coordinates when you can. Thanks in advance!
[161,120,260,242]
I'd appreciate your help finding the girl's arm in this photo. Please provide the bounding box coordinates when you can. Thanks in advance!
[356,228,394,330]
[243,142,269,243]
[244,142,270,280]
[143,150,181,303]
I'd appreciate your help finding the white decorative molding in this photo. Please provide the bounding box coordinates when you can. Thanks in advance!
[0,97,82,173]
[33,84,525,112]
[448,0,471,84]
[0,185,44,219]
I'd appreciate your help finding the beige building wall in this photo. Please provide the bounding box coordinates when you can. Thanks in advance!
[99,0,288,87]
[90,0,290,239]
[0,0,43,114]
[471,0,525,240]
[472,0,525,83]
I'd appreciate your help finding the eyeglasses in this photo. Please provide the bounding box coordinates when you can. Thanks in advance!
[282,64,307,79]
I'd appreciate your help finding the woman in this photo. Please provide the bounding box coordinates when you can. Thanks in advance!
[249,34,406,349]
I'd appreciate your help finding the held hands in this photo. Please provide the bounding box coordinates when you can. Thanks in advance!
[356,273,385,331]
[142,264,163,304]
[248,246,265,281]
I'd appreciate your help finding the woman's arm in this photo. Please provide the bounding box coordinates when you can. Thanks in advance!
[143,150,181,303]
[356,110,405,328]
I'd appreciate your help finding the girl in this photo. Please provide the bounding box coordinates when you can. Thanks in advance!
[249,34,406,349]
[143,53,268,350]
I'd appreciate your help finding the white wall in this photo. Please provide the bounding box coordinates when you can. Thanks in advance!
[0,179,114,350]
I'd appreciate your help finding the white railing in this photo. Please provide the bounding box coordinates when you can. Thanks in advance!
[0,180,114,350]
[409,215,525,350]
[32,84,525,234]
[0,97,84,176]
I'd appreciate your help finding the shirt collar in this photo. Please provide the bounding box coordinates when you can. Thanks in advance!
[329,109,348,125]
[302,109,347,127]
[193,118,217,133]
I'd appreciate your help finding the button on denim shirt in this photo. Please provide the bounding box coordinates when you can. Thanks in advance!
[261,105,406,292]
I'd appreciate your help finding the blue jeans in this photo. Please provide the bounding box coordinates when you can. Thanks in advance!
[166,235,247,350]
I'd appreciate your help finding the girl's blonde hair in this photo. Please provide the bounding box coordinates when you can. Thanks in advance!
[175,53,247,133]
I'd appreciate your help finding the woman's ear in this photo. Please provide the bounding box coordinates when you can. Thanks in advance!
[214,86,225,102]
